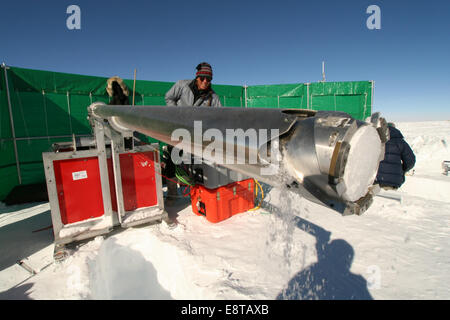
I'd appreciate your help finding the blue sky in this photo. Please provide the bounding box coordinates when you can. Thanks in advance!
[1,0,449,121]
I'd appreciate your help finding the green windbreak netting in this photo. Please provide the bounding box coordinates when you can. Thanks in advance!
[309,81,372,120]
[247,84,308,109]
[16,137,73,186]
[0,65,372,201]
[246,81,372,120]
[0,67,17,200]
[213,84,244,107]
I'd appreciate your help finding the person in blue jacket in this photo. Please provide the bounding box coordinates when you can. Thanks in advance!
[375,123,416,189]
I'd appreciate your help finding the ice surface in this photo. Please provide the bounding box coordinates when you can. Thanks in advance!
[1,121,450,300]
[59,216,111,238]
[121,206,164,225]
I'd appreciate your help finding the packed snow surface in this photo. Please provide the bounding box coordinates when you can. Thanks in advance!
[0,121,449,300]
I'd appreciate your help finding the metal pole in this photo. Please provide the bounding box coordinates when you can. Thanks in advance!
[2,63,22,184]
[371,80,375,117]
[322,61,326,82]
[89,103,385,216]
[66,91,73,134]
[244,85,248,108]
[0,134,91,142]
[306,83,310,109]
[132,69,136,106]
[42,90,50,143]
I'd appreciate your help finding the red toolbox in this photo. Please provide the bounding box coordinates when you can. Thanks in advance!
[190,179,255,223]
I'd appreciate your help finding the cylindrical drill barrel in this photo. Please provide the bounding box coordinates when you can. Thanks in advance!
[89,103,383,215]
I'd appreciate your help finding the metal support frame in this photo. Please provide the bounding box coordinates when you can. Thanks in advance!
[102,122,127,224]
[112,143,166,228]
[43,113,167,257]
[103,114,166,227]
[0,134,91,142]
[43,147,116,247]
[97,115,166,228]
[1,63,22,184]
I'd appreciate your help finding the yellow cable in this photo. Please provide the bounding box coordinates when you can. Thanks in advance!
[249,179,264,211]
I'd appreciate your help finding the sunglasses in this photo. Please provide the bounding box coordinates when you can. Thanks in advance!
[198,76,211,82]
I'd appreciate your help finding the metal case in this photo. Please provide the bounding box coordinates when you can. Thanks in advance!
[44,140,166,252]
[107,145,165,228]
[43,148,116,247]
[190,160,250,189]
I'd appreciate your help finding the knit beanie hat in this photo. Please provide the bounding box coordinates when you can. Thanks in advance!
[195,62,213,80]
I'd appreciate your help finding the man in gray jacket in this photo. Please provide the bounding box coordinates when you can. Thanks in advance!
[165,62,222,107]
[163,63,222,203]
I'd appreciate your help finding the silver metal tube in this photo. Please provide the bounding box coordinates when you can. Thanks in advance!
[89,103,384,215]
[2,63,22,184]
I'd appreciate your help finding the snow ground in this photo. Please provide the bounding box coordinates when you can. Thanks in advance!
[0,121,449,300]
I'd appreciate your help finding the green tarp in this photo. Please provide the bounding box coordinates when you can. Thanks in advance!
[246,82,372,120]
[0,65,373,201]
[0,67,18,200]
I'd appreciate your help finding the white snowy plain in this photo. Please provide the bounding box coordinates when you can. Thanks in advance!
[0,121,449,300]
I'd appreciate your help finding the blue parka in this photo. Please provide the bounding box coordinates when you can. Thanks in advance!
[375,126,416,188]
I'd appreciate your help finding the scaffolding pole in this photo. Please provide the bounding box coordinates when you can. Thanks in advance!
[244,85,248,108]
[2,63,22,184]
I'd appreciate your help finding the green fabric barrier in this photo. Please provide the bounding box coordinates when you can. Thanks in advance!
[0,142,18,201]
[309,81,372,120]
[0,66,18,200]
[15,137,73,186]
[0,65,372,201]
[0,166,18,201]
[247,84,307,109]
[246,82,372,120]
[0,71,12,139]
[0,140,16,168]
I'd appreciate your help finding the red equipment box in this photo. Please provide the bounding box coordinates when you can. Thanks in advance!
[53,156,105,225]
[107,151,158,212]
[190,179,255,223]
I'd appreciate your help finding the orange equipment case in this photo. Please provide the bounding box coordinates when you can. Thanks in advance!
[190,179,255,223]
